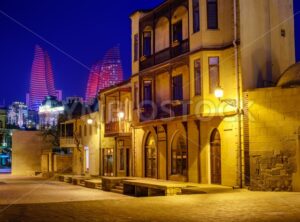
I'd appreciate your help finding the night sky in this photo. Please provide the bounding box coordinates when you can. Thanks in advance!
[0,0,299,106]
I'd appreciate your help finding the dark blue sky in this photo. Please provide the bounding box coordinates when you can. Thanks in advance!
[296,0,300,62]
[0,0,299,105]
[0,0,163,105]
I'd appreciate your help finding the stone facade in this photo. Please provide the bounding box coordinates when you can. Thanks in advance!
[12,130,52,176]
[250,150,296,191]
[246,87,300,191]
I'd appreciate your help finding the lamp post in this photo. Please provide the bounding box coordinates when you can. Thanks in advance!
[214,87,237,108]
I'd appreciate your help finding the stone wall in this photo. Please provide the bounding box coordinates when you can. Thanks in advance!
[53,154,72,173]
[246,87,300,191]
[250,148,297,191]
[12,130,52,176]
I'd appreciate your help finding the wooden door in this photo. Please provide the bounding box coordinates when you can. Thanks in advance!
[210,129,221,184]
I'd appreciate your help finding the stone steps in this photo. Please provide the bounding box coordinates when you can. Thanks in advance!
[111,182,124,194]
[64,176,73,183]
[79,181,86,187]
[115,185,123,190]
[111,188,123,194]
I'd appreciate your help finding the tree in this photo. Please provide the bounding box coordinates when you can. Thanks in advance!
[39,114,66,148]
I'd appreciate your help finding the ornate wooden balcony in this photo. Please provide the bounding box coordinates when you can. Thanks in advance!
[140,39,189,71]
[60,137,81,148]
[171,39,189,58]
[105,121,131,137]
[140,55,154,71]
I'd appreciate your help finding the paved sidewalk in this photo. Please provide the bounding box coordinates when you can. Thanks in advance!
[0,175,130,205]
[1,191,300,222]
[1,176,300,221]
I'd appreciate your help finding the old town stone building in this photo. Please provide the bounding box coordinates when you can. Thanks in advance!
[56,0,299,191]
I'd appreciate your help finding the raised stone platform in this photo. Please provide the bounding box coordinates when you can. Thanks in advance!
[55,175,233,196]
[123,179,188,197]
[84,179,102,189]
[101,177,135,191]
[71,176,91,186]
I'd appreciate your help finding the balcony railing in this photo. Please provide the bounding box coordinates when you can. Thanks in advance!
[105,121,130,136]
[140,55,154,71]
[60,137,81,148]
[139,100,190,122]
[172,39,189,58]
[140,39,189,70]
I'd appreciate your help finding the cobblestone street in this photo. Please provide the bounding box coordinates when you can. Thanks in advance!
[1,176,300,222]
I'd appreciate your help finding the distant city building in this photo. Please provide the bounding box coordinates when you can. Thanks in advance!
[0,107,11,170]
[65,96,84,104]
[27,110,39,130]
[27,45,62,111]
[0,107,7,130]
[38,96,64,128]
[63,96,90,120]
[7,102,28,128]
[85,61,102,104]
[85,46,124,103]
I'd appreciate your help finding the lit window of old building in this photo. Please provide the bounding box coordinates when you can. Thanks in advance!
[209,57,220,94]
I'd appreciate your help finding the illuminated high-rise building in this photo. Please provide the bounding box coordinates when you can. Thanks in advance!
[85,46,124,103]
[85,62,101,104]
[27,45,61,111]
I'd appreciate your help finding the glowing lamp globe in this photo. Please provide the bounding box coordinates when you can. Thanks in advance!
[214,88,224,99]
[118,111,125,119]
[87,119,93,125]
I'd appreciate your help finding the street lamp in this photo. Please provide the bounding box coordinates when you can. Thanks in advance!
[87,119,93,125]
[117,111,125,120]
[214,87,237,108]
[214,87,224,99]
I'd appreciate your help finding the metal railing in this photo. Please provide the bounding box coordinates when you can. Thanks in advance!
[140,39,189,70]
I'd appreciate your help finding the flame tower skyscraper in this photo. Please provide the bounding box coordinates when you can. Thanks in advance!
[85,46,124,103]
[27,45,59,111]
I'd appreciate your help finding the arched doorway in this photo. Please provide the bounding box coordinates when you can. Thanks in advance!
[210,129,221,184]
[145,133,157,178]
[170,133,187,181]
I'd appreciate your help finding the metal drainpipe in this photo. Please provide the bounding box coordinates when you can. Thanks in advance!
[99,109,102,177]
[233,0,243,188]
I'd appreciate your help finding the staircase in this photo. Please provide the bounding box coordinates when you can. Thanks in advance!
[79,180,85,187]
[111,181,124,194]
[95,183,102,190]
[64,176,72,183]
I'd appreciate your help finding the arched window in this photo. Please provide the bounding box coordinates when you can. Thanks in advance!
[145,133,157,178]
[171,134,187,176]
[172,6,188,43]
[155,17,170,52]
[142,26,153,57]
